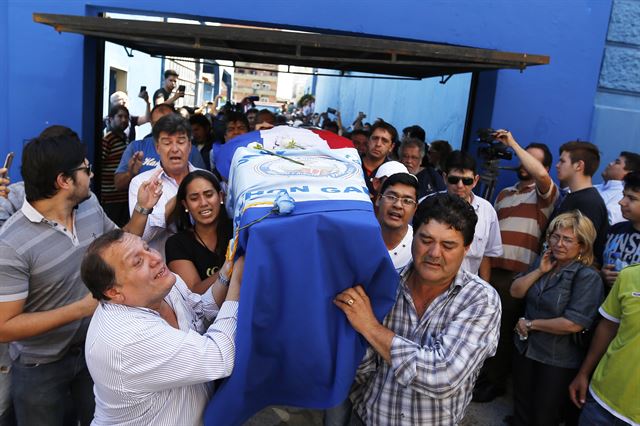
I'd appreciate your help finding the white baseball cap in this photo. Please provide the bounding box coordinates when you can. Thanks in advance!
[374,161,409,179]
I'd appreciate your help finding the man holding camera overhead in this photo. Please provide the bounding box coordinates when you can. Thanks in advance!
[473,130,559,403]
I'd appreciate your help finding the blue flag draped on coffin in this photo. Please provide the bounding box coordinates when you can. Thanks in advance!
[204,128,398,426]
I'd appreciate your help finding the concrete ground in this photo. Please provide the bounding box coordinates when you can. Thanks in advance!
[244,389,513,425]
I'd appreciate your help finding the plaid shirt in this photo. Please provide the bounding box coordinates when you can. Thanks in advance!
[353,264,501,425]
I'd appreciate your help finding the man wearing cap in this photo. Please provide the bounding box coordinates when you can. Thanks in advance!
[375,173,419,271]
[370,161,409,201]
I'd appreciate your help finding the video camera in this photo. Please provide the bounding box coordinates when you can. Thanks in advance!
[476,128,512,161]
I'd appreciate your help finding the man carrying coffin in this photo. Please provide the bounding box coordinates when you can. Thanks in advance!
[81,230,243,425]
[336,193,501,425]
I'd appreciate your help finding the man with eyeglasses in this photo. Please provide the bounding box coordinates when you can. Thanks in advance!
[129,114,202,256]
[0,126,162,426]
[376,173,419,271]
[439,150,502,282]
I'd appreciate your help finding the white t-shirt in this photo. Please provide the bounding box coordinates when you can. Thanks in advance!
[388,225,413,271]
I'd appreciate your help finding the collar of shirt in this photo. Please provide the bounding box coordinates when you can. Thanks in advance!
[399,263,468,304]
[469,193,481,212]
[600,180,624,193]
[21,199,79,245]
[156,163,197,186]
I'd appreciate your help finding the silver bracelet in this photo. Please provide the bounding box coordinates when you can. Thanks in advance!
[218,272,230,287]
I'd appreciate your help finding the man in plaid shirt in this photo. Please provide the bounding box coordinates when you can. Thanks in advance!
[335,193,501,425]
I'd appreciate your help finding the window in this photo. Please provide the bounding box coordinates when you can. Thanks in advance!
[251,82,261,89]
[262,83,271,90]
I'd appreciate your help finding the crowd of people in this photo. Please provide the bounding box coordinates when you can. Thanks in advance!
[0,71,638,426]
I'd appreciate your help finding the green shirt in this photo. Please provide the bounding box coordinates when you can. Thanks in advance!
[590,264,640,424]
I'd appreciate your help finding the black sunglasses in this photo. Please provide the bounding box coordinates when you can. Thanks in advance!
[70,163,92,176]
[447,175,474,186]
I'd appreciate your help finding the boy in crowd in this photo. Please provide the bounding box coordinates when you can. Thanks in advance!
[601,171,640,287]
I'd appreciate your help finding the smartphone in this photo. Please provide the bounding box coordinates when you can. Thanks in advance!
[178,85,186,93]
[327,107,337,115]
[139,85,147,93]
[2,152,14,177]
[248,95,260,102]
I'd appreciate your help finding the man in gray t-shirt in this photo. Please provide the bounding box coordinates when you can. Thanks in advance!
[0,126,162,426]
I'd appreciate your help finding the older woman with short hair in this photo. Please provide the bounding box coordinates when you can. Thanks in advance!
[510,211,604,426]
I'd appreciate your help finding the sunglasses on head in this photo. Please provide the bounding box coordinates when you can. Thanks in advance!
[447,175,474,186]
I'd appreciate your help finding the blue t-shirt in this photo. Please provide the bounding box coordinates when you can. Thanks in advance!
[115,135,205,174]
[602,221,640,267]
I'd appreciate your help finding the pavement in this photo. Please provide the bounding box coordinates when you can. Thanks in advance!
[244,389,513,425]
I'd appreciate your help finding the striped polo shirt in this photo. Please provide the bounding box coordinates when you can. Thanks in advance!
[0,194,117,364]
[101,130,129,204]
[492,181,558,272]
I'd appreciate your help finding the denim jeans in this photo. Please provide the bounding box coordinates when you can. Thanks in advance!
[0,343,14,426]
[324,398,352,426]
[579,394,632,426]
[11,345,94,426]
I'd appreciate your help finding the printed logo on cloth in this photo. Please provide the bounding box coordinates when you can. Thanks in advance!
[256,156,359,179]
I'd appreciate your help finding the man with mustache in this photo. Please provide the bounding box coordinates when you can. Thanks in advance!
[335,193,501,425]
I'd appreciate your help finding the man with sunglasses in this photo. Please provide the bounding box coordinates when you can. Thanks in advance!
[441,150,502,282]
[0,126,162,426]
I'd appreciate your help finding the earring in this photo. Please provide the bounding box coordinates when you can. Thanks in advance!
[220,200,224,205]
[185,208,189,213]
[577,252,583,261]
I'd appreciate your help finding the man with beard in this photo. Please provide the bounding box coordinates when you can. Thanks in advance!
[473,130,558,402]
[0,126,162,426]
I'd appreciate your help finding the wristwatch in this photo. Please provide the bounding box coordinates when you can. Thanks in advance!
[525,319,533,330]
[133,204,153,215]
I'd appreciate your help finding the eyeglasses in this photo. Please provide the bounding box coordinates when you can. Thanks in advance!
[447,175,474,186]
[380,194,417,207]
[549,233,577,246]
[70,163,92,176]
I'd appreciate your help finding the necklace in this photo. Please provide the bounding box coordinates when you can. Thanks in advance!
[193,227,215,253]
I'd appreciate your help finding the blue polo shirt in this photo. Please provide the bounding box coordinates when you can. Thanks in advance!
[115,135,206,174]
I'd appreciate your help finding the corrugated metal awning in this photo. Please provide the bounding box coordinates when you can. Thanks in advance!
[34,13,549,79]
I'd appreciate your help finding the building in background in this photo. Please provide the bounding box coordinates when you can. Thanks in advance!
[233,62,278,102]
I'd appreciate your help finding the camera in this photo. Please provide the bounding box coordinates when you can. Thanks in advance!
[476,128,512,161]
[326,107,337,115]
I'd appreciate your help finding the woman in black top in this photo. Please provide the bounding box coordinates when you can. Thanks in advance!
[510,211,604,426]
[166,170,232,294]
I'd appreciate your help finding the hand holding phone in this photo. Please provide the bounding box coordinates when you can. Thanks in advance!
[2,152,14,178]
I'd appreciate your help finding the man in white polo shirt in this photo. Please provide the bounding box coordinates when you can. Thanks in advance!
[129,114,201,256]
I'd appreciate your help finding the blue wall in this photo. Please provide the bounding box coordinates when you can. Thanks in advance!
[313,71,471,149]
[590,0,640,185]
[2,0,613,194]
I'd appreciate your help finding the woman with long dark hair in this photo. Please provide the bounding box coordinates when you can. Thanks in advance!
[166,170,233,294]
